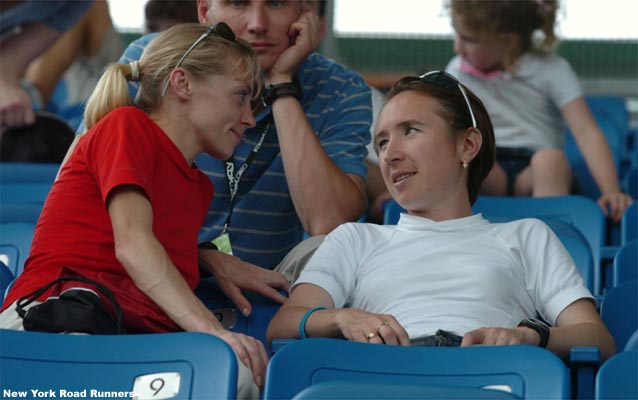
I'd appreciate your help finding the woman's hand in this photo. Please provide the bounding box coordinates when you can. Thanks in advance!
[334,308,410,346]
[199,249,290,317]
[217,330,269,390]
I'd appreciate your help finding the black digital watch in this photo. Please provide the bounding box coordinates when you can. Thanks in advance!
[518,318,550,348]
[261,78,302,107]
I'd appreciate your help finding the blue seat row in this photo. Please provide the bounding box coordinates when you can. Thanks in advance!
[0,223,35,299]
[0,162,59,224]
[2,328,634,400]
[265,338,638,400]
[0,329,238,399]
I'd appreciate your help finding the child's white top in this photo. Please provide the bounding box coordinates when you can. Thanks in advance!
[447,52,583,150]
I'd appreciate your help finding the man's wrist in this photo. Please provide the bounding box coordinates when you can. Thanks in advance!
[261,78,302,107]
[266,72,294,86]
[518,318,550,348]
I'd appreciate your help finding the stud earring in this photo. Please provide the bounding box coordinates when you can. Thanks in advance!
[462,161,469,169]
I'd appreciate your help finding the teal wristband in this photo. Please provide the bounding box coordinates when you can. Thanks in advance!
[299,306,326,339]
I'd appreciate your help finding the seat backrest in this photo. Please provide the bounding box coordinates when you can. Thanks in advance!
[0,162,60,183]
[472,195,605,294]
[0,260,13,301]
[292,381,518,400]
[625,330,638,351]
[595,350,638,400]
[0,203,43,225]
[0,182,52,204]
[195,277,282,351]
[621,202,637,244]
[545,220,594,293]
[0,330,237,399]
[612,239,637,288]
[0,223,35,278]
[622,168,637,199]
[264,338,569,400]
[383,199,404,225]
[600,281,638,351]
[585,95,629,142]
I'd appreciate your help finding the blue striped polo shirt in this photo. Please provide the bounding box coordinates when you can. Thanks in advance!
[119,34,372,269]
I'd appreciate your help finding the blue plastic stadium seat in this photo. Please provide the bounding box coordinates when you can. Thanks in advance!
[622,167,637,199]
[383,198,404,225]
[195,277,282,351]
[0,203,43,225]
[292,381,518,399]
[0,260,13,301]
[625,330,638,351]
[599,281,638,351]
[545,220,595,293]
[595,350,638,400]
[622,202,637,244]
[0,182,52,204]
[585,95,629,139]
[264,338,569,399]
[0,330,238,400]
[0,223,35,280]
[0,163,58,224]
[612,239,637,288]
[472,195,606,294]
[0,162,60,183]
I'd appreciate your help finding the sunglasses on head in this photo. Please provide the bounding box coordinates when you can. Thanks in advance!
[398,71,477,129]
[161,22,236,97]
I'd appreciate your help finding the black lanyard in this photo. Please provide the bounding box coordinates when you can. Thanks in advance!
[221,121,270,233]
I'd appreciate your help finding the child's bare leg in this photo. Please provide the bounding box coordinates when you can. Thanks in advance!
[526,148,572,197]
[480,163,508,195]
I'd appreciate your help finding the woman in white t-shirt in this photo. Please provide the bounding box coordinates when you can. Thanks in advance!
[266,71,616,362]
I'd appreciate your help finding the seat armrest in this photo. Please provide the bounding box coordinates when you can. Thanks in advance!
[569,346,601,400]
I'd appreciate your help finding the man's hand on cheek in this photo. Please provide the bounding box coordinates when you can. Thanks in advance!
[267,12,320,84]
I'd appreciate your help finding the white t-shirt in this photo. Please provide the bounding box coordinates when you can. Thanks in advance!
[294,213,592,339]
[446,52,583,150]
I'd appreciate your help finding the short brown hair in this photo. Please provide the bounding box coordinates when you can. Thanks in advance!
[385,76,495,205]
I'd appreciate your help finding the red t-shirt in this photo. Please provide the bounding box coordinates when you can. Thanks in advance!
[3,107,213,332]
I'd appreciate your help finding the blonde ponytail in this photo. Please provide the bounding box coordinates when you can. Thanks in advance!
[83,63,137,130]
[83,24,260,131]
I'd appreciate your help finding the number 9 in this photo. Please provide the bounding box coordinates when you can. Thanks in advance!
[150,378,165,396]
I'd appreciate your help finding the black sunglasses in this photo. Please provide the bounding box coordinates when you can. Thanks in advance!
[161,22,236,97]
[398,71,477,128]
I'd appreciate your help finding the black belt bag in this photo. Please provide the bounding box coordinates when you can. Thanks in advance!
[16,275,126,334]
